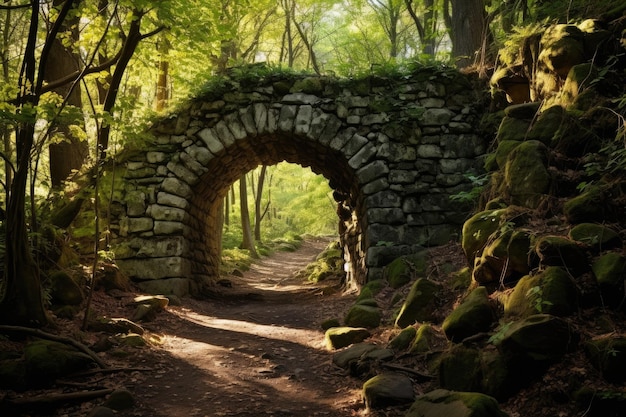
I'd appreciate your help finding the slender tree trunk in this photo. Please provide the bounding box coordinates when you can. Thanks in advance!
[155,36,171,112]
[253,165,267,241]
[1,0,49,326]
[224,193,229,227]
[45,0,88,188]
[239,174,258,258]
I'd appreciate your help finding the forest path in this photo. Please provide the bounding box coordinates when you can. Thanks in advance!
[131,237,364,417]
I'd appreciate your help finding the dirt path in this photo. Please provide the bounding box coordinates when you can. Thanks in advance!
[130,238,363,417]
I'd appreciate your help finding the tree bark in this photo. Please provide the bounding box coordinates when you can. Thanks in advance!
[254,165,268,241]
[239,174,258,258]
[449,0,487,68]
[45,0,88,188]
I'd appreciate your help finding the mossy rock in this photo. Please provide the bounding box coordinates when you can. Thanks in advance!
[325,327,371,350]
[480,350,515,401]
[533,236,589,276]
[388,326,417,351]
[357,279,386,301]
[569,223,622,252]
[442,287,494,342]
[439,345,483,392]
[495,117,532,143]
[24,340,95,387]
[584,336,626,383]
[496,314,577,363]
[409,324,443,354]
[564,186,606,224]
[118,333,147,347]
[461,209,509,264]
[406,389,509,417]
[574,387,626,417]
[551,115,602,157]
[450,267,472,290]
[344,304,382,329]
[291,77,324,94]
[591,252,626,308]
[503,102,541,119]
[473,230,532,286]
[103,388,135,410]
[362,373,415,409]
[394,278,442,328]
[321,318,341,330]
[384,252,428,289]
[538,24,585,77]
[526,105,566,145]
[504,267,579,317]
[504,140,550,208]
[48,270,84,306]
[561,63,598,103]
[494,140,521,169]
[332,343,379,369]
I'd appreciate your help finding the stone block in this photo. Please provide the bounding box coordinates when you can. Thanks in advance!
[197,128,223,154]
[137,278,192,297]
[294,104,313,135]
[127,217,153,234]
[154,221,184,235]
[147,204,187,222]
[362,177,389,195]
[161,177,192,199]
[157,192,189,209]
[214,120,236,146]
[356,160,389,184]
[253,103,268,134]
[421,108,454,126]
[348,143,377,169]
[278,105,297,132]
[116,256,192,281]
[365,191,402,208]
[167,161,198,185]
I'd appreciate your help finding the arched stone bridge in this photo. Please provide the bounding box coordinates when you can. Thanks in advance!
[110,67,488,296]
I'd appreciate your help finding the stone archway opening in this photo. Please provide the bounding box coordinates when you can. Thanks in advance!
[185,132,366,292]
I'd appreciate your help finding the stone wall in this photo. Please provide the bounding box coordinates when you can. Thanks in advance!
[109,67,488,296]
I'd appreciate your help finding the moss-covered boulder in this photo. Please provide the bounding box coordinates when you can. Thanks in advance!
[591,252,626,308]
[538,24,585,78]
[384,252,428,289]
[584,335,626,383]
[526,105,566,145]
[357,279,386,301]
[473,230,532,285]
[442,287,494,342]
[504,267,579,317]
[409,324,444,354]
[569,223,622,252]
[395,278,442,328]
[332,343,379,369]
[496,314,577,363]
[362,373,415,409]
[388,326,418,351]
[48,270,84,306]
[462,209,509,263]
[324,327,371,350]
[406,389,509,417]
[561,63,598,103]
[533,235,589,276]
[494,140,521,170]
[103,387,135,410]
[344,304,382,328]
[321,318,341,330]
[439,345,483,392]
[480,350,515,400]
[24,340,95,387]
[563,186,606,224]
[495,117,532,143]
[504,140,550,207]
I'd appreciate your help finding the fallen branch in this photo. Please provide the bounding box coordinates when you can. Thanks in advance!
[0,325,107,369]
[69,367,152,378]
[0,388,114,412]
[381,363,434,382]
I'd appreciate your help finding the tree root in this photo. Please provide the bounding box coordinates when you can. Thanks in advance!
[0,325,107,369]
[0,388,114,413]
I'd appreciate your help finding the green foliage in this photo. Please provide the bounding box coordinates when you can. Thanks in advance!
[449,174,490,205]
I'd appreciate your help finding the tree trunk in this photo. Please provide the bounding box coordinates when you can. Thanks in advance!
[253,165,267,241]
[449,0,487,68]
[155,36,171,112]
[45,0,88,189]
[239,174,258,258]
[0,0,49,326]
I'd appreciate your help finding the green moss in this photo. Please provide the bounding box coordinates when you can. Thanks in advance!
[395,278,442,328]
[388,326,417,351]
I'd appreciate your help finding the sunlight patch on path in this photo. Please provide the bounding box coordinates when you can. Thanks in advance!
[169,308,327,350]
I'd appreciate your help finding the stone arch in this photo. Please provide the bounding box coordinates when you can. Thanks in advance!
[111,70,487,297]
